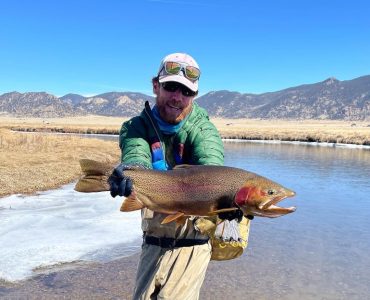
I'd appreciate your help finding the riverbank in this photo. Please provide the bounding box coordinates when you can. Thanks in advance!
[1,116,369,197]
[0,128,120,197]
[212,118,370,145]
[1,115,370,145]
[0,251,303,300]
[2,235,369,300]
[0,252,292,299]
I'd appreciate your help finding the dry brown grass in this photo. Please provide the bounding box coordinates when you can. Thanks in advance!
[0,115,127,135]
[2,115,369,145]
[212,118,370,145]
[0,128,120,197]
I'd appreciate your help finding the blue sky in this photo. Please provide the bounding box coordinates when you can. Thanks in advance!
[1,0,369,96]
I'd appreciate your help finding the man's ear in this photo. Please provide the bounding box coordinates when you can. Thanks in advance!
[153,80,160,95]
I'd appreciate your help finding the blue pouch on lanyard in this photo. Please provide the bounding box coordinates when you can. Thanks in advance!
[152,160,168,170]
[150,138,168,170]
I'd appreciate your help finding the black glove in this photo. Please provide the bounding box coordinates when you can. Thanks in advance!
[218,209,244,222]
[108,163,133,198]
[218,209,254,222]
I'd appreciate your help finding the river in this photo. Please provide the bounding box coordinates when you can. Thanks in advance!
[1,138,369,298]
[222,140,370,299]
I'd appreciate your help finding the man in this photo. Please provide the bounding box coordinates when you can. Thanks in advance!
[109,53,224,300]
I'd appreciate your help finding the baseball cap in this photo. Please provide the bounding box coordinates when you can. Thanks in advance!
[157,53,200,92]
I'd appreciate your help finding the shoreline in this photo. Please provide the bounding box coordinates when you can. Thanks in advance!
[222,138,370,149]
[11,128,370,148]
[0,250,322,299]
[0,252,225,299]
[1,116,369,146]
[2,244,368,299]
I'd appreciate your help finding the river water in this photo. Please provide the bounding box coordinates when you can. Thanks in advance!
[1,138,369,298]
[222,141,370,299]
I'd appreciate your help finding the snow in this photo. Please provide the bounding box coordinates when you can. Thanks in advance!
[0,183,141,282]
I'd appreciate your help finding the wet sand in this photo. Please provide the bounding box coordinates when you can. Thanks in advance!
[2,245,368,299]
[0,251,291,300]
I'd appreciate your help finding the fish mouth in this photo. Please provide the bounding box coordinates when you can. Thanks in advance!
[259,190,296,214]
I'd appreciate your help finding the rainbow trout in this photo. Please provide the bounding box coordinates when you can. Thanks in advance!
[75,159,296,223]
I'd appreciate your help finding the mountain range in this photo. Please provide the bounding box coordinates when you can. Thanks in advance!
[1,75,369,120]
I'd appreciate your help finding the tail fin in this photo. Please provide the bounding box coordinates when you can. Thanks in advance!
[75,159,115,193]
[80,159,115,176]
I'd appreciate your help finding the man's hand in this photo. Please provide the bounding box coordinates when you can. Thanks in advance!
[108,164,133,198]
[218,209,245,222]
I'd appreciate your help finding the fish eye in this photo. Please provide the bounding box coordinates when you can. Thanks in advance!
[267,189,276,195]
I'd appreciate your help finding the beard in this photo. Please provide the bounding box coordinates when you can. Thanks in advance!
[157,100,193,124]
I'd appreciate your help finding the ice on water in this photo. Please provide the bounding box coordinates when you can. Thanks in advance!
[0,183,141,282]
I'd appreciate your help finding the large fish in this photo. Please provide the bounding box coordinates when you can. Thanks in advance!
[75,159,296,223]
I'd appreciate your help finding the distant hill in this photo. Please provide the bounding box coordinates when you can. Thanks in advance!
[0,91,155,118]
[196,76,370,120]
[59,93,86,106]
[1,75,369,120]
[0,92,76,117]
[74,92,155,116]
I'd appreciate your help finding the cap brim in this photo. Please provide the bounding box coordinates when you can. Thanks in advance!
[159,75,198,92]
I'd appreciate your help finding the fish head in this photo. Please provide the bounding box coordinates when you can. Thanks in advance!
[234,177,296,218]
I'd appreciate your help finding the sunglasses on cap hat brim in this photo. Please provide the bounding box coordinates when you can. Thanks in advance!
[160,61,200,81]
[161,82,197,97]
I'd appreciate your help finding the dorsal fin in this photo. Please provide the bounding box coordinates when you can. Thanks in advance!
[172,164,194,169]
[120,163,150,171]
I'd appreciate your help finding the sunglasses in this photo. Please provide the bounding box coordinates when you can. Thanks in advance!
[161,61,200,81]
[161,82,197,97]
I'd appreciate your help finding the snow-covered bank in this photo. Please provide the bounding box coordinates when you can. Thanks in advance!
[0,184,141,282]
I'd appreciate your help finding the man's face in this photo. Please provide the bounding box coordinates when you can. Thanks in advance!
[153,81,195,124]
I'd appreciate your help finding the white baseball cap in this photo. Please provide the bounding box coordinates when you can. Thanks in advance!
[157,53,200,92]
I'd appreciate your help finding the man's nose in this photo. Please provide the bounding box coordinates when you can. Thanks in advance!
[171,89,182,100]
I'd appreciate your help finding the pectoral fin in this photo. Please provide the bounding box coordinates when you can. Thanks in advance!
[120,193,145,212]
[161,212,185,224]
